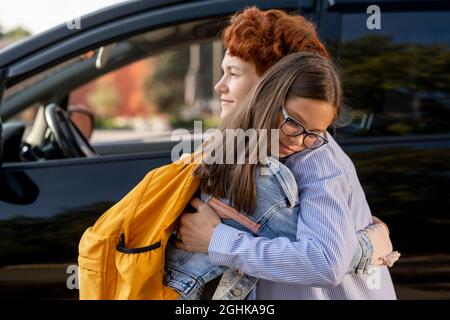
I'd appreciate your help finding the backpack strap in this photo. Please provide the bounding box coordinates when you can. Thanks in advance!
[207,197,261,234]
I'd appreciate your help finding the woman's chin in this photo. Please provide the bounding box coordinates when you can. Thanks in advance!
[220,108,234,120]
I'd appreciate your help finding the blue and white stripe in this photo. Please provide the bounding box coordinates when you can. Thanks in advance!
[208,134,397,300]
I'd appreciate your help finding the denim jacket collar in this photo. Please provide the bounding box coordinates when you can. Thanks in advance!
[263,156,299,208]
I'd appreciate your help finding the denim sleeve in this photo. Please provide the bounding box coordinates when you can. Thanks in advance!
[347,230,373,274]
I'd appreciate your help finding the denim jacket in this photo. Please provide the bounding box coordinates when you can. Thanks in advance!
[163,157,373,300]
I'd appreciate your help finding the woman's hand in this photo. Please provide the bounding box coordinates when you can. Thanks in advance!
[175,197,221,254]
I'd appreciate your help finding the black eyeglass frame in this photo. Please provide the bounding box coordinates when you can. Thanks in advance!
[280,106,329,150]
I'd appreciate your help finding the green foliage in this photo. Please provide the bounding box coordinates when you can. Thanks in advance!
[0,25,31,40]
[340,34,450,137]
[4,26,31,40]
[94,117,132,130]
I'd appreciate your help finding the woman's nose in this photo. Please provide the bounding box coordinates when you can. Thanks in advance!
[214,76,228,94]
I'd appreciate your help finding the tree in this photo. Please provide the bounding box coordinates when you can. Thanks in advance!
[340,34,450,136]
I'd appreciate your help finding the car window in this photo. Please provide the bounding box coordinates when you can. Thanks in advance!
[69,31,223,145]
[3,53,95,101]
[2,17,228,162]
[337,10,450,139]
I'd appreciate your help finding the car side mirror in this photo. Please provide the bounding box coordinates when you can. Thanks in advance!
[68,105,95,140]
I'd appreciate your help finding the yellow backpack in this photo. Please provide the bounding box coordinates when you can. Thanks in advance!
[78,157,200,300]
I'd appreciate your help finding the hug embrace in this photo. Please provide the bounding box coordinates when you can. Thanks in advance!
[78,7,400,300]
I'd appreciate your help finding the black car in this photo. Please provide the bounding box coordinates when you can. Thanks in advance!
[0,0,449,299]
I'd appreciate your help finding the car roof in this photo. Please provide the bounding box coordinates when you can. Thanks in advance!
[0,0,444,70]
[0,0,432,79]
[1,0,389,70]
[0,0,188,69]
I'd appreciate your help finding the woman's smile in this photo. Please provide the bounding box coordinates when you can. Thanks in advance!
[220,98,235,108]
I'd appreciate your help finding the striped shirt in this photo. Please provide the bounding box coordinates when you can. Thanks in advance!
[208,134,397,299]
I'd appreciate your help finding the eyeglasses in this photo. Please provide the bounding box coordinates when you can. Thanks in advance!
[280,106,329,150]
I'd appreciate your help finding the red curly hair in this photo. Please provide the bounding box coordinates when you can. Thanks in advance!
[222,7,329,76]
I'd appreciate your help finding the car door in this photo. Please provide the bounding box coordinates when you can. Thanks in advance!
[321,2,450,299]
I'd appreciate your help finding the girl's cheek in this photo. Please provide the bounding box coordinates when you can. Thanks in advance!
[288,136,305,150]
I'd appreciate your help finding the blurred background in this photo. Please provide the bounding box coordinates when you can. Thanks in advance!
[1,0,221,144]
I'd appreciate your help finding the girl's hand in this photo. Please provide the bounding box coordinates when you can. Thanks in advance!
[175,197,221,254]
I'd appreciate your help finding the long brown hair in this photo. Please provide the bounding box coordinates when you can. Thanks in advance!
[194,52,343,215]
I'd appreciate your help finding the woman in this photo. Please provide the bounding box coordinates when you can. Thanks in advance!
[175,7,398,299]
